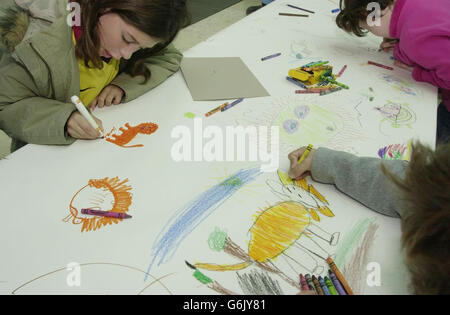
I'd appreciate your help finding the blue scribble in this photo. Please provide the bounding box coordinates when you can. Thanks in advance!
[144,167,262,280]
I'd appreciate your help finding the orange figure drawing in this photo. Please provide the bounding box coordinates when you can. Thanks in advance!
[63,177,133,232]
[105,122,158,148]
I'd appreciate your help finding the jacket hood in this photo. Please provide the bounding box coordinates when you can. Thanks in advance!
[0,0,66,51]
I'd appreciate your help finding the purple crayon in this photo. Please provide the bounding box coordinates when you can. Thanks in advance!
[81,208,132,219]
[221,98,244,112]
[329,270,347,295]
[261,52,281,61]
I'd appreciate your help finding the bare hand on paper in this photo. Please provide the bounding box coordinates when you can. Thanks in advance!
[90,85,124,110]
[288,146,317,180]
[66,111,104,139]
[394,60,414,72]
[379,38,398,52]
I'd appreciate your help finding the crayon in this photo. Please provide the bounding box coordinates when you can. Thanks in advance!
[261,52,281,61]
[328,270,347,295]
[295,89,321,94]
[324,276,338,295]
[318,276,331,295]
[324,78,349,89]
[287,4,315,14]
[279,13,309,17]
[320,87,343,96]
[286,76,307,89]
[71,95,104,137]
[368,60,393,71]
[327,257,354,295]
[221,98,244,112]
[299,274,310,291]
[297,144,313,165]
[311,61,329,67]
[301,61,322,67]
[337,65,347,77]
[81,208,132,219]
[205,102,229,117]
[311,275,324,295]
[304,274,316,293]
[331,8,340,13]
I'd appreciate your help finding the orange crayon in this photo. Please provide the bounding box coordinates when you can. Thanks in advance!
[327,257,354,295]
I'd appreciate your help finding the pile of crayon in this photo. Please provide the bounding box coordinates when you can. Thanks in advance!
[299,257,354,295]
[287,61,349,96]
[300,271,349,295]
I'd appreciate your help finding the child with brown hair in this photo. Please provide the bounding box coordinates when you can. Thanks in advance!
[335,0,450,144]
[288,143,450,294]
[0,0,189,151]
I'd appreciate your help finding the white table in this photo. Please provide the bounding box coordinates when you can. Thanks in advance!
[0,0,437,295]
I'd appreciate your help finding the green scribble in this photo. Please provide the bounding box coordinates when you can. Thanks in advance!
[208,227,228,251]
[274,103,343,146]
[184,112,196,119]
[193,270,213,284]
[221,177,243,188]
[335,218,377,267]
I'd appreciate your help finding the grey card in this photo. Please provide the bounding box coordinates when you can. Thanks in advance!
[180,57,270,101]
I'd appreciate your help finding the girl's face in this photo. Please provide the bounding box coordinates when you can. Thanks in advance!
[360,5,395,38]
[98,13,162,60]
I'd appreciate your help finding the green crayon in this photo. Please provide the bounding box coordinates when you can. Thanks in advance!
[324,276,338,295]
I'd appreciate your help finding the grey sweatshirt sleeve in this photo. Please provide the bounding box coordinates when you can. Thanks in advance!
[311,147,408,218]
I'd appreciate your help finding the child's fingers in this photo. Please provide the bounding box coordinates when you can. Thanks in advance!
[105,94,115,106]
[288,147,307,165]
[288,163,310,180]
[113,95,121,105]
[90,98,98,111]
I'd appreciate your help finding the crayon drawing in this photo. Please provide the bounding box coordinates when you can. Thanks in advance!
[289,40,315,62]
[63,177,133,232]
[105,122,158,148]
[237,270,284,295]
[375,101,416,135]
[334,218,379,294]
[378,140,412,161]
[11,262,175,295]
[379,74,421,97]
[145,167,262,280]
[232,96,365,156]
[187,171,340,294]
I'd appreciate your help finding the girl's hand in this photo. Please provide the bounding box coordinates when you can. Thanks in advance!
[379,38,398,52]
[66,111,104,139]
[90,85,124,110]
[394,60,414,72]
[288,147,317,180]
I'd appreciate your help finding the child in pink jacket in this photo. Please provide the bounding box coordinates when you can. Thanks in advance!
[336,0,450,143]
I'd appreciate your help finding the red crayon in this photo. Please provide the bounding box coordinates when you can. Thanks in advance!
[337,65,347,77]
[299,274,310,291]
[81,208,132,219]
[368,60,393,71]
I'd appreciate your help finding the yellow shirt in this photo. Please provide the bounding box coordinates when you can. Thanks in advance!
[72,33,120,106]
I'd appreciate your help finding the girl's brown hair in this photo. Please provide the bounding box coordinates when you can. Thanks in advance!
[382,142,450,294]
[74,0,189,83]
[336,0,395,36]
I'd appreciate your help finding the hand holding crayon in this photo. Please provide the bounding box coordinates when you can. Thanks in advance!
[287,145,316,180]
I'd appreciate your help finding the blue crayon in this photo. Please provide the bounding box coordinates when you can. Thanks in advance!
[221,98,244,112]
[286,76,307,89]
[318,276,331,295]
[329,270,347,295]
[301,60,322,68]
[331,8,340,13]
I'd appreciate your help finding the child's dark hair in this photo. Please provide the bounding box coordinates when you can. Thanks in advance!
[75,0,190,83]
[382,142,450,294]
[336,0,395,36]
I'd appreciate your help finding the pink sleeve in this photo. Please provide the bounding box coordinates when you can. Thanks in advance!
[413,65,450,90]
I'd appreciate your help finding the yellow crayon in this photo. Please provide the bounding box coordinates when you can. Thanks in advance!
[297,144,313,165]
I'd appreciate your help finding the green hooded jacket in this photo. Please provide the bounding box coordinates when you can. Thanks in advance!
[0,0,183,152]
